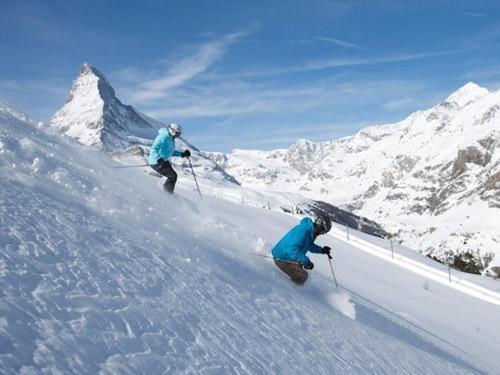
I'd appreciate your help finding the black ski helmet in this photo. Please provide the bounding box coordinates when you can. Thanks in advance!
[314,214,332,234]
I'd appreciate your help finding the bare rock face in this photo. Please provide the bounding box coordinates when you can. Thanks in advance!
[382,171,395,188]
[395,155,419,173]
[284,139,319,174]
[481,171,500,208]
[363,183,379,199]
[452,146,491,176]
[478,136,496,151]
[476,105,499,126]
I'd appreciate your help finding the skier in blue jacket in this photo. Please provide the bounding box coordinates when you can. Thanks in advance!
[272,214,332,284]
[148,123,191,194]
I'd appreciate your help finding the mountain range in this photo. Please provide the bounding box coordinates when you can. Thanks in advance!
[205,82,499,267]
[10,63,500,272]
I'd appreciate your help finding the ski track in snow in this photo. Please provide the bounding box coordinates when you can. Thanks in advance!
[0,107,497,374]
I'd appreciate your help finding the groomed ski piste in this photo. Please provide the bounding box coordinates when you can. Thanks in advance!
[1,104,500,374]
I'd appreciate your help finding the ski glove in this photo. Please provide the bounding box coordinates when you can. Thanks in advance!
[156,158,166,166]
[181,150,191,158]
[321,246,331,256]
[304,261,314,270]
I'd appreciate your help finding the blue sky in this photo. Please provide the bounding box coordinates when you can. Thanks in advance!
[1,0,500,152]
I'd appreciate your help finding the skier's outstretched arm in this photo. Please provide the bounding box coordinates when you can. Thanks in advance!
[308,243,323,254]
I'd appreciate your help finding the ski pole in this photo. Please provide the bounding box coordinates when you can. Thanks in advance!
[112,164,149,169]
[188,158,202,198]
[327,254,339,288]
[251,253,302,266]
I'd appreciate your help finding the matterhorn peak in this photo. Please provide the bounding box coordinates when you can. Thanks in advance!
[72,62,115,102]
[78,63,109,84]
[51,63,159,150]
[80,62,99,75]
[445,82,489,107]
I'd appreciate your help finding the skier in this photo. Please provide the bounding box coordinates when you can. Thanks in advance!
[148,123,191,194]
[271,214,332,284]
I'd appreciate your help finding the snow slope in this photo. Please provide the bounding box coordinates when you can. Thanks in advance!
[207,82,500,267]
[1,102,500,373]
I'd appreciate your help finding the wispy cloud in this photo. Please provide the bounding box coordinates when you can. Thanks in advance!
[108,29,457,151]
[315,37,365,50]
[135,77,433,121]
[141,82,325,118]
[302,51,455,71]
[230,49,458,78]
[136,76,452,151]
[452,11,487,18]
[128,30,252,103]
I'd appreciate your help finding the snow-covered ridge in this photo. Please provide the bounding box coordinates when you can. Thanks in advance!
[2,100,500,373]
[445,82,489,107]
[0,100,42,127]
[208,82,500,268]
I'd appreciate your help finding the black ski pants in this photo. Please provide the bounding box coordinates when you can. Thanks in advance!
[151,160,177,194]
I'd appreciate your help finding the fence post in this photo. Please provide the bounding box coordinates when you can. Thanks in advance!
[448,264,451,283]
[390,240,394,259]
[267,201,271,210]
[346,225,350,241]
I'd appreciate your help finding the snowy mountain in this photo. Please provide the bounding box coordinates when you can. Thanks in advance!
[51,63,161,150]
[51,63,239,186]
[206,82,500,268]
[49,63,390,238]
[2,101,500,374]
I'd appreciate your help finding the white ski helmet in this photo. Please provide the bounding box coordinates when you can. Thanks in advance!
[167,123,182,138]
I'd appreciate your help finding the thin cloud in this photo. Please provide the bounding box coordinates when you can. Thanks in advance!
[226,50,458,78]
[137,78,431,120]
[453,11,487,18]
[316,37,365,50]
[129,30,252,103]
[300,50,457,72]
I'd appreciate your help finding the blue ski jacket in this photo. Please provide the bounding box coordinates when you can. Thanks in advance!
[271,217,322,265]
[148,128,182,165]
